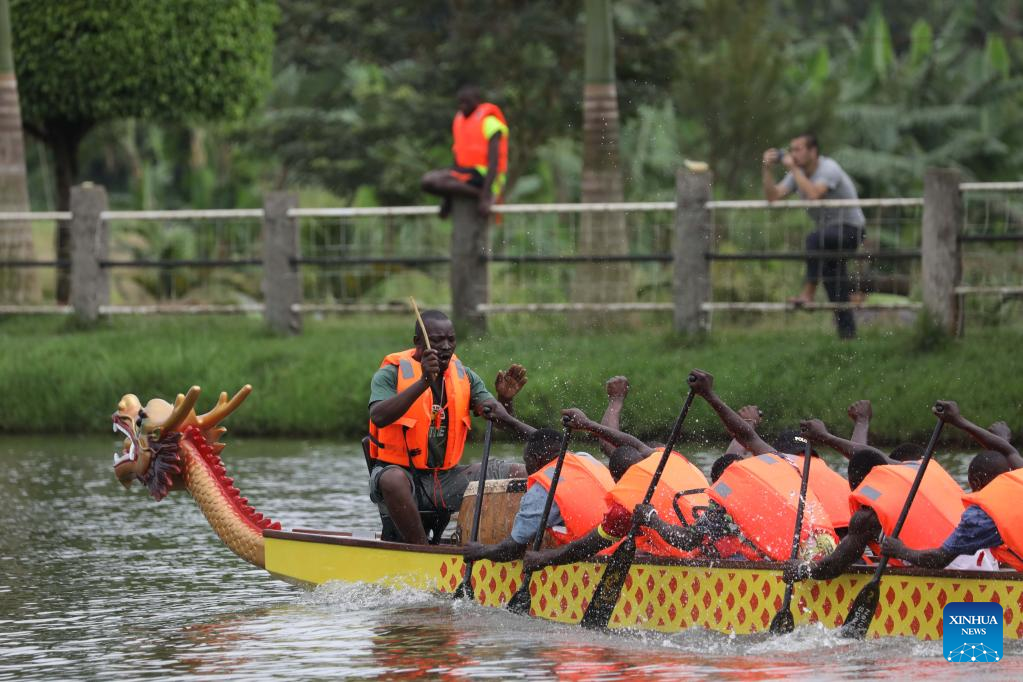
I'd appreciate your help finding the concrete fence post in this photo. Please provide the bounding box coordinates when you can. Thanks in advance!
[921,167,962,333]
[673,168,713,333]
[69,183,108,323]
[262,192,302,335]
[450,196,488,336]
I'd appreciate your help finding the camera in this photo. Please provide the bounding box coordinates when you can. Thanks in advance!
[775,148,787,164]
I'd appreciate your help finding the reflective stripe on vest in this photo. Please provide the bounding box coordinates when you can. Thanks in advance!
[963,469,1023,571]
[706,454,838,561]
[452,102,509,174]
[849,460,964,551]
[778,453,852,529]
[367,349,472,470]
[608,449,710,558]
[526,452,615,545]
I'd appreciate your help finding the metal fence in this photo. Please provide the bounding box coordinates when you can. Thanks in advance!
[0,170,1019,336]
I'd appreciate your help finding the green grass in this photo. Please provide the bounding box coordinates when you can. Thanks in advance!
[0,314,1019,447]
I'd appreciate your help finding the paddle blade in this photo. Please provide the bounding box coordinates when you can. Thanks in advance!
[580,536,637,630]
[506,572,533,614]
[769,607,795,635]
[840,580,880,639]
[453,562,474,601]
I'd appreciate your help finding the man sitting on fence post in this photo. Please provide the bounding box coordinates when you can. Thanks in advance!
[420,85,508,219]
[762,133,866,339]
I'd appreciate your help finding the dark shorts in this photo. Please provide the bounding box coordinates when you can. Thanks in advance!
[368,460,519,516]
[448,166,485,188]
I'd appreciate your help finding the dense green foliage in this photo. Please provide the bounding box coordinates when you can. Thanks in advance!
[0,315,1018,444]
[16,0,1022,212]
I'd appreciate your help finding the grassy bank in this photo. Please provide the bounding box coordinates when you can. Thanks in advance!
[0,314,1019,446]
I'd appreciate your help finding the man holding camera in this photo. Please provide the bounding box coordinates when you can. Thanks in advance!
[762,134,865,339]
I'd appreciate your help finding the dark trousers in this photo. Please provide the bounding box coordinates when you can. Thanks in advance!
[805,223,865,339]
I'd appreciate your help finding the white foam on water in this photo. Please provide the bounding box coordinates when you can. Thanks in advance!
[303,580,439,612]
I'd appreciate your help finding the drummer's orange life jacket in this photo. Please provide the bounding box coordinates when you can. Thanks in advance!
[368,349,471,471]
[963,469,1023,571]
[526,452,615,544]
[706,454,839,561]
[452,103,508,174]
[607,449,710,558]
[849,460,964,556]
[777,453,852,529]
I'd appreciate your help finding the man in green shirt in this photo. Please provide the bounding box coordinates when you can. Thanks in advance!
[368,310,534,544]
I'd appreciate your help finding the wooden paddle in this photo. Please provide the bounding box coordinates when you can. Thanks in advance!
[454,408,495,601]
[769,435,814,634]
[579,383,696,630]
[506,418,573,614]
[839,409,945,639]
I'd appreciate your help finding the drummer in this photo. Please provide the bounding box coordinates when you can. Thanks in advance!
[367,310,534,545]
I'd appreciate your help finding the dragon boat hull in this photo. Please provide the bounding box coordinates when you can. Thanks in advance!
[264,529,1023,641]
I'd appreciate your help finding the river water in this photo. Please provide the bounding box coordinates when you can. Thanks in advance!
[1,435,1020,680]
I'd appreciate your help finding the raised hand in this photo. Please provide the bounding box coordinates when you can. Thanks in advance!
[560,408,591,431]
[933,400,960,422]
[687,369,714,396]
[738,405,763,428]
[799,418,829,442]
[847,400,872,423]
[605,375,630,401]
[495,364,528,404]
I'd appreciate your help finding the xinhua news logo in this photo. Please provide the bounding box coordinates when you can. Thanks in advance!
[943,601,1003,662]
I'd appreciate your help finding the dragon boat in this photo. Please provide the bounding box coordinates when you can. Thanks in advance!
[111,385,1023,641]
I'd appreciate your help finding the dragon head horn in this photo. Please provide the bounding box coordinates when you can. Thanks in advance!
[195,385,252,432]
[162,386,203,434]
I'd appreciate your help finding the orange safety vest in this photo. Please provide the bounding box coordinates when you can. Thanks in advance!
[849,460,964,554]
[706,453,838,561]
[778,453,852,529]
[607,449,710,558]
[368,349,472,471]
[526,452,615,545]
[452,102,508,173]
[963,469,1023,571]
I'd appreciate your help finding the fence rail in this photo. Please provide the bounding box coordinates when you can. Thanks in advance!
[0,172,1020,336]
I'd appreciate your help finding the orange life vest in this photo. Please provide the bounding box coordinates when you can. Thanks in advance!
[963,469,1023,571]
[706,454,839,561]
[849,460,964,552]
[526,452,615,545]
[368,349,471,471]
[607,449,710,558]
[778,453,852,529]
[452,102,508,173]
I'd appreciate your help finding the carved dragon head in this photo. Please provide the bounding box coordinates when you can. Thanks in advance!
[112,385,251,500]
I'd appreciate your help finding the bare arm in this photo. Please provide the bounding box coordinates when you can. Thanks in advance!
[788,165,828,200]
[786,508,879,581]
[725,405,762,456]
[463,538,526,563]
[801,418,887,461]
[482,399,536,440]
[637,505,705,552]
[523,529,612,570]
[935,401,1023,469]
[688,370,773,455]
[848,400,872,446]
[561,408,652,456]
[880,537,956,569]
[369,376,432,428]
[598,376,630,457]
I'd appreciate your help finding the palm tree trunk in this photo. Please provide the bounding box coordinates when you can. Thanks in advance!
[572,0,631,314]
[0,0,37,303]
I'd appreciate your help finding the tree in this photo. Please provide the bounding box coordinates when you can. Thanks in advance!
[12,0,277,301]
[0,0,35,303]
[571,0,631,311]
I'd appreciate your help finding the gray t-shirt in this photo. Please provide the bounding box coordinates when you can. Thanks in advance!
[781,155,865,229]
[509,452,599,545]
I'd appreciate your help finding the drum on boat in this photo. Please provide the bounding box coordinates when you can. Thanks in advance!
[454,478,554,548]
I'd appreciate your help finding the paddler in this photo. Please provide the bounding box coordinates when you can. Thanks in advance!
[462,427,615,562]
[782,401,980,582]
[520,407,714,570]
[881,403,1022,571]
[367,309,534,544]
